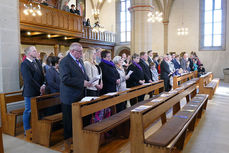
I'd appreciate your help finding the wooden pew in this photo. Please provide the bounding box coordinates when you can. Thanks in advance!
[173,72,195,89]
[30,93,63,147]
[0,127,4,153]
[72,80,164,153]
[199,72,220,100]
[130,82,208,153]
[0,91,24,136]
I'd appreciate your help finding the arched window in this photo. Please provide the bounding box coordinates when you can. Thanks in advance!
[200,0,226,50]
[120,0,131,42]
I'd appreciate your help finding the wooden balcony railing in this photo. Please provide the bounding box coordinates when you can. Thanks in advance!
[19,0,115,44]
[19,0,83,37]
[82,27,116,43]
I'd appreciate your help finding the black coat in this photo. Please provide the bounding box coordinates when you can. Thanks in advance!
[70,9,80,15]
[46,67,60,93]
[160,60,171,80]
[139,59,152,83]
[126,64,144,88]
[21,59,45,97]
[59,54,88,105]
[99,61,120,95]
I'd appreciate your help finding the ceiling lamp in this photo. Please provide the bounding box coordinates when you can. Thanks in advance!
[23,1,42,16]
[177,27,189,36]
[147,11,163,23]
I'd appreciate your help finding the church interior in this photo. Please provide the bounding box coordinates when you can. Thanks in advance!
[0,0,229,153]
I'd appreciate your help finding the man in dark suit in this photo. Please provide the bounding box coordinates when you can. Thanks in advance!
[59,42,91,152]
[160,55,172,91]
[139,52,153,83]
[21,46,45,135]
[147,50,154,64]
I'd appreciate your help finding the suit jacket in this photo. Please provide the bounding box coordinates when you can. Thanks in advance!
[154,60,159,71]
[160,60,171,80]
[126,64,144,88]
[172,59,181,69]
[21,58,44,97]
[46,67,60,93]
[59,54,88,105]
[139,59,152,83]
[99,61,120,95]
[148,57,154,64]
[180,58,187,71]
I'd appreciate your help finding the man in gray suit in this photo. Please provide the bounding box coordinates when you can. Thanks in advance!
[59,42,91,152]
[180,53,189,72]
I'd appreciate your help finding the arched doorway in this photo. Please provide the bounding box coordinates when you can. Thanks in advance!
[118,49,131,56]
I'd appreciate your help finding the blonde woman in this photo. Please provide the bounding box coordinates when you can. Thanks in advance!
[113,56,129,112]
[84,48,105,124]
[84,47,103,96]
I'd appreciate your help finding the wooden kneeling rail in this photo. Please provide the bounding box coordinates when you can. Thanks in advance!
[199,72,220,100]
[130,84,208,153]
[31,93,62,147]
[0,91,24,136]
[173,72,195,89]
[72,80,164,153]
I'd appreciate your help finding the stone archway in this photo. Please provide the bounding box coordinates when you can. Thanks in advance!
[115,46,131,56]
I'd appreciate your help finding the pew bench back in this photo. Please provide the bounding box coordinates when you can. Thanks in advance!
[72,80,165,153]
[130,80,200,153]
[31,93,62,147]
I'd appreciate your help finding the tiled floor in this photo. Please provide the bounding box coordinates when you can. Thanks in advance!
[2,81,229,153]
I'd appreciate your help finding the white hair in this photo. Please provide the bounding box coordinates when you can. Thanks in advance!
[113,56,122,64]
[24,46,35,55]
[58,53,64,58]
[69,42,82,51]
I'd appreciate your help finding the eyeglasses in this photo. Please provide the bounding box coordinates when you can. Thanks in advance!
[73,49,83,53]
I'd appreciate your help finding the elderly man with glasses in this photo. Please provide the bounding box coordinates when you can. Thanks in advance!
[59,42,91,152]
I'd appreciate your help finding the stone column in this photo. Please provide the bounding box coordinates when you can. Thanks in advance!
[129,0,153,55]
[163,20,169,54]
[0,1,20,92]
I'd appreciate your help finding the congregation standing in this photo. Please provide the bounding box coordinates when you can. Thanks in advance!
[20,42,205,152]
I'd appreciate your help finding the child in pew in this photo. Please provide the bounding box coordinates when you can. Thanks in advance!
[149,62,159,82]
[198,64,206,77]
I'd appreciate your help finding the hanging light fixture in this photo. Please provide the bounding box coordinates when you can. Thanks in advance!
[23,1,42,16]
[147,11,163,23]
[177,0,188,36]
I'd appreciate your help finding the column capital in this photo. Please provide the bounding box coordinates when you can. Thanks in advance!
[163,20,169,24]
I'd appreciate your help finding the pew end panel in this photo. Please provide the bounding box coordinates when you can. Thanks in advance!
[199,72,220,100]
[0,91,24,136]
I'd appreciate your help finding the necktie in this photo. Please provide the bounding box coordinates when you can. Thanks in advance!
[76,60,84,73]
[32,60,38,70]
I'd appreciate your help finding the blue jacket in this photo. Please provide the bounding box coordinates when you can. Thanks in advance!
[59,54,89,105]
[46,67,60,93]
[172,59,181,69]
